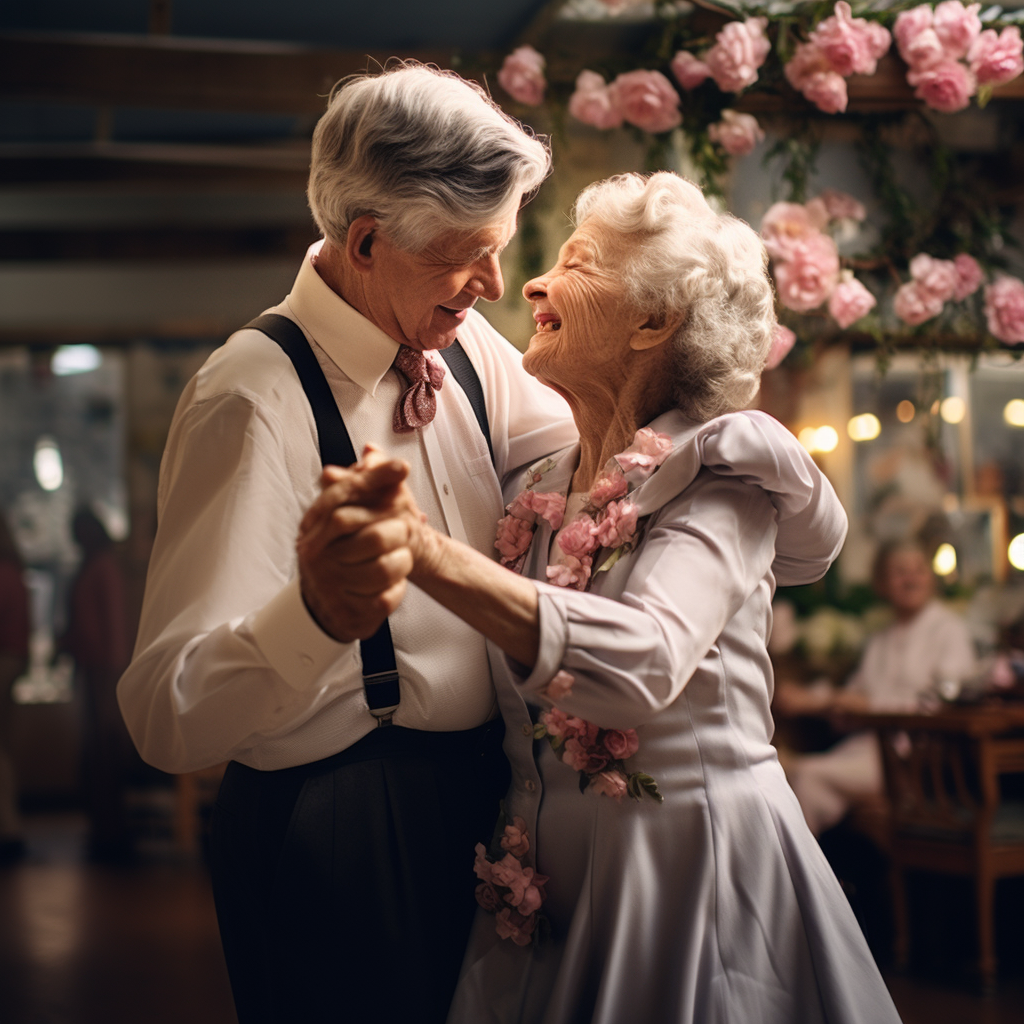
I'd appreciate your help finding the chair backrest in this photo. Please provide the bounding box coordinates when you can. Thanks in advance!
[877,727,995,841]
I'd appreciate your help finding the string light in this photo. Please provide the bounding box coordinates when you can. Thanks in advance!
[33,437,63,491]
[1004,400,1024,428]
[896,400,915,423]
[940,396,966,424]
[932,543,957,577]
[1009,534,1024,572]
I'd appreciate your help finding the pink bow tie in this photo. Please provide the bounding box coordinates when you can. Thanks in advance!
[393,345,446,432]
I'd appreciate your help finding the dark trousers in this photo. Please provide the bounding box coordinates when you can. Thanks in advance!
[209,719,509,1024]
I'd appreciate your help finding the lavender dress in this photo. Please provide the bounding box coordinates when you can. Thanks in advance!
[447,409,903,1024]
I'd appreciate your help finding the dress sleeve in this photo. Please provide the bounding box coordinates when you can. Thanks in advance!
[696,410,848,587]
[515,473,778,729]
[117,386,357,773]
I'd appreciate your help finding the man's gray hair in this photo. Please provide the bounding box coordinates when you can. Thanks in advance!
[308,63,552,252]
[573,172,776,423]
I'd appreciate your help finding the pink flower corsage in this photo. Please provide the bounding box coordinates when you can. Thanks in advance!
[474,816,548,945]
[534,708,662,803]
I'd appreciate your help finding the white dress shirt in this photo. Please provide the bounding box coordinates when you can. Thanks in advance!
[117,243,576,774]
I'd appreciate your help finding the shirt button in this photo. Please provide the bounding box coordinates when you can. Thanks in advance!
[524,779,537,792]
[521,723,532,736]
[443,483,450,495]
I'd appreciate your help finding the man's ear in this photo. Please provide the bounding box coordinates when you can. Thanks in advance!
[346,215,379,273]
[629,311,684,352]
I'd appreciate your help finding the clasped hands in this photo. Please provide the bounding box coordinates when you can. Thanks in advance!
[297,444,439,643]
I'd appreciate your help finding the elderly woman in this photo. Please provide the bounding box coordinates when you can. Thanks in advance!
[302,171,902,1023]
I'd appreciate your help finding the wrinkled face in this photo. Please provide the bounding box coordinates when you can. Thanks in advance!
[363,210,518,351]
[879,548,935,618]
[521,219,642,393]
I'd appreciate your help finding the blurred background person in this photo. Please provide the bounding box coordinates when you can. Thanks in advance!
[0,511,30,865]
[778,538,977,837]
[59,506,135,862]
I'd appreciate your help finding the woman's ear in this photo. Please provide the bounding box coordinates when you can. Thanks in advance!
[346,215,378,273]
[630,311,684,351]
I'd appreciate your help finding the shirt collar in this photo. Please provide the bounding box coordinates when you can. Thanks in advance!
[284,240,400,396]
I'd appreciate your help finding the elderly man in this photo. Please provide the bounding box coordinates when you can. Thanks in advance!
[117,64,574,1024]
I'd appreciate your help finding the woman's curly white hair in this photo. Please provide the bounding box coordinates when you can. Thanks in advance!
[573,171,777,423]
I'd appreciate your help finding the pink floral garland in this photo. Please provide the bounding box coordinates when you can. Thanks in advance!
[494,427,675,804]
[474,816,548,945]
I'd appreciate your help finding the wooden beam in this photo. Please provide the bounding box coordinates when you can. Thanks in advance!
[0,32,494,114]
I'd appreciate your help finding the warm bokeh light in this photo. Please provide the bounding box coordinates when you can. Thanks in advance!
[932,542,957,577]
[930,399,940,416]
[33,437,63,491]
[814,426,839,453]
[1004,399,1024,428]
[847,413,881,442]
[896,400,916,423]
[1009,534,1024,572]
[940,396,966,424]
[797,427,817,452]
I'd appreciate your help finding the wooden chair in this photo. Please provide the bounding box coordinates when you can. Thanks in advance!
[873,720,1024,992]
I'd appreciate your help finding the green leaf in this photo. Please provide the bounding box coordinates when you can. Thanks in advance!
[977,84,993,110]
[628,772,665,804]
[533,723,548,741]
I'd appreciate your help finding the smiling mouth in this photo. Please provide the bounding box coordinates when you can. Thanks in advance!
[535,316,562,332]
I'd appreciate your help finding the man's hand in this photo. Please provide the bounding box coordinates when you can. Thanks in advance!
[296,446,416,643]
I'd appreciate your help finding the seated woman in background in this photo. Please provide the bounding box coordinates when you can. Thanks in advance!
[778,538,977,837]
[303,171,903,1023]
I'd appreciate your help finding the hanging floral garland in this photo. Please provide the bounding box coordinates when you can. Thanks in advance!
[490,0,1024,361]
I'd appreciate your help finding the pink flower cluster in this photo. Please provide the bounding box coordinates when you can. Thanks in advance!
[672,17,772,93]
[894,2,1023,113]
[497,46,546,106]
[893,252,984,325]
[474,818,548,945]
[495,490,566,567]
[707,109,765,157]
[569,68,681,133]
[761,193,875,326]
[784,2,891,114]
[613,427,673,482]
[548,498,638,591]
[984,276,1024,345]
[538,708,642,801]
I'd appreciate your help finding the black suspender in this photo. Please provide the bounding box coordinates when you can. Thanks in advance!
[242,312,493,725]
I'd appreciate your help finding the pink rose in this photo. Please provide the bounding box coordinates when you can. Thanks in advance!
[984,276,1024,344]
[495,514,534,562]
[589,469,628,507]
[828,276,877,328]
[568,70,624,130]
[817,188,866,222]
[497,46,546,106]
[760,201,825,261]
[909,253,959,302]
[546,555,592,590]
[563,737,608,774]
[614,427,673,479]
[518,490,566,530]
[893,280,945,325]
[704,17,772,93]
[544,670,575,703]
[540,707,572,740]
[557,513,599,560]
[907,58,976,112]
[473,843,496,883]
[902,26,946,70]
[953,253,984,300]
[765,324,796,370]
[590,770,628,800]
[933,1,982,61]
[517,881,545,917]
[601,728,640,760]
[969,26,1024,87]
[784,42,849,113]
[894,6,935,58]
[495,907,538,946]
[491,852,530,902]
[773,234,840,313]
[809,1,891,77]
[593,499,639,549]
[500,816,530,858]
[671,50,712,90]
[608,69,682,133]
[708,110,765,157]
[475,882,503,912]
